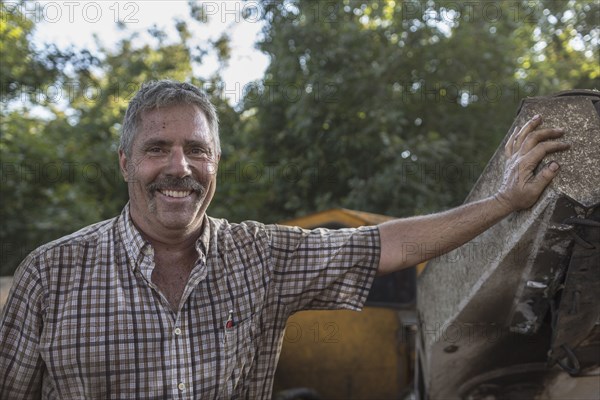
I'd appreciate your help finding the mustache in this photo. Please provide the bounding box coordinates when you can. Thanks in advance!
[147,176,206,195]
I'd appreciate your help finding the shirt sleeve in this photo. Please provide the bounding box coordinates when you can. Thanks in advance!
[0,252,45,399]
[266,224,381,313]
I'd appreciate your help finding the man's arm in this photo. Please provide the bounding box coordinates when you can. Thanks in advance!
[378,115,570,275]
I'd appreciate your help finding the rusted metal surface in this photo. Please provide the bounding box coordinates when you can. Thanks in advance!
[547,213,600,374]
[416,90,600,399]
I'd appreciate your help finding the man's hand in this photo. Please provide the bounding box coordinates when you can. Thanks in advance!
[495,115,570,213]
[378,114,571,275]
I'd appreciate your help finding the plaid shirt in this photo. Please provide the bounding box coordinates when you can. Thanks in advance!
[0,205,380,399]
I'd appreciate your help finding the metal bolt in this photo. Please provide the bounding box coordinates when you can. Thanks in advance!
[526,280,547,289]
[444,345,459,353]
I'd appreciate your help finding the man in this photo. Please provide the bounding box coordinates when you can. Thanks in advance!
[0,80,569,399]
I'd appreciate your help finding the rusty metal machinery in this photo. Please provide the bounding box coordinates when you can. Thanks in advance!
[547,213,600,376]
[417,90,600,399]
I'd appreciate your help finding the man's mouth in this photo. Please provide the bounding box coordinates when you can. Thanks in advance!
[148,177,205,200]
[158,189,194,198]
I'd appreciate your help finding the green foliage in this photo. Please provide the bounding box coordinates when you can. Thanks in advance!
[240,0,599,221]
[1,1,55,100]
[1,0,598,274]
[0,9,243,275]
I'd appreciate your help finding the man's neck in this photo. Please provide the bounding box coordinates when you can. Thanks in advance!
[129,211,206,254]
[147,232,200,255]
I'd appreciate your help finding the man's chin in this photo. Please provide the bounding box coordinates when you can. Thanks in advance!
[151,203,202,228]
[156,215,202,232]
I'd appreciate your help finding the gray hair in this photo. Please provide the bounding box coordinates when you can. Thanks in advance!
[120,80,220,157]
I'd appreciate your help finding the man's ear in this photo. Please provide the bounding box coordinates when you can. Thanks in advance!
[118,149,129,182]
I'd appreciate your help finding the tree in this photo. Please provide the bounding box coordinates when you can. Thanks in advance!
[0,4,244,275]
[240,0,599,222]
[1,0,598,275]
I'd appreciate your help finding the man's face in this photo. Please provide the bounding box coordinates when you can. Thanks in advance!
[119,104,219,240]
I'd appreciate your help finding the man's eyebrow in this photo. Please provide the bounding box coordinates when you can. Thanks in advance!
[141,138,212,150]
[185,139,211,147]
[142,139,171,147]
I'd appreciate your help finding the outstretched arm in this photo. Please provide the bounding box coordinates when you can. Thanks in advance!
[377,115,570,275]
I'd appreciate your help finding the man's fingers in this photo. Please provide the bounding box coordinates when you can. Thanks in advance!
[531,161,561,191]
[520,140,571,168]
[514,115,542,151]
[505,115,543,157]
[505,126,518,157]
[519,128,567,155]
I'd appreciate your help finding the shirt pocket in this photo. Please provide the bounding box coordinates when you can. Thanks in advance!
[220,314,260,397]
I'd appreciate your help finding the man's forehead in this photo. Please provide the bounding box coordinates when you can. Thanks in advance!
[140,104,208,126]
[132,104,214,149]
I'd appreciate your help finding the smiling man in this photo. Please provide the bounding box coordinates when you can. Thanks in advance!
[120,99,220,310]
[0,80,569,399]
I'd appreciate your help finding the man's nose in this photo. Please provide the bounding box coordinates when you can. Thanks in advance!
[166,148,192,177]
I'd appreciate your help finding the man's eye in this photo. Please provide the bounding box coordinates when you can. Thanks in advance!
[190,148,209,156]
[147,147,163,154]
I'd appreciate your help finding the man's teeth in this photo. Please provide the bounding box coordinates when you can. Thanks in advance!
[161,190,192,198]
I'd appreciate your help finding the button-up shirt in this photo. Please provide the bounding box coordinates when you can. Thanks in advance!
[0,205,380,399]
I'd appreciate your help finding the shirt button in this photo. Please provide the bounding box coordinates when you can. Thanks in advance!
[178,382,186,391]
[174,328,182,336]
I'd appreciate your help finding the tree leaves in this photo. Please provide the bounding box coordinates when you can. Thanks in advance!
[0,5,241,274]
[238,0,598,222]
[1,0,597,275]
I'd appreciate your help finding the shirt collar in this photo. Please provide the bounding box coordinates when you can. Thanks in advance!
[195,216,211,261]
[119,204,151,271]
[118,203,211,271]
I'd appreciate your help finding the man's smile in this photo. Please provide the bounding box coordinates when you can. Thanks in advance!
[158,189,194,198]
[147,175,206,201]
